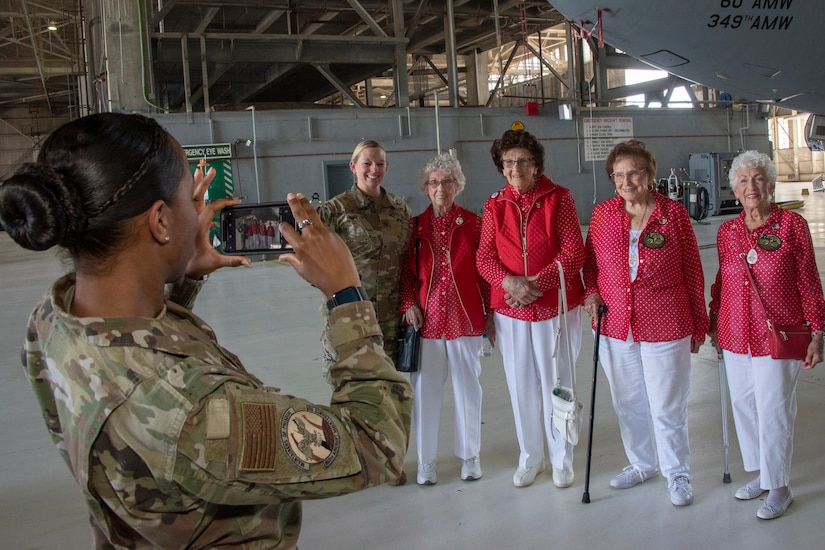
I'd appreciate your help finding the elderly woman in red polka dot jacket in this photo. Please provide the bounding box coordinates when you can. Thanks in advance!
[583,139,708,507]
[477,129,585,490]
[708,150,825,520]
[400,153,493,486]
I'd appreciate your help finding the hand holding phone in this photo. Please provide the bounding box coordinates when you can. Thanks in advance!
[220,201,297,255]
[278,193,360,298]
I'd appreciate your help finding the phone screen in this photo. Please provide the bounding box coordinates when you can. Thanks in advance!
[220,202,296,255]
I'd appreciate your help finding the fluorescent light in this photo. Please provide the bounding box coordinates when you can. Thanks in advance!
[47,21,58,31]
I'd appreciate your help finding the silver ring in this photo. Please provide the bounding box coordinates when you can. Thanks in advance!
[297,218,313,229]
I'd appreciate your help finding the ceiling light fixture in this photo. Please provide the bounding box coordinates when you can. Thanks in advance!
[47,21,58,31]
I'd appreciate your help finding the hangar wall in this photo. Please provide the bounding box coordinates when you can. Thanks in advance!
[156,106,770,222]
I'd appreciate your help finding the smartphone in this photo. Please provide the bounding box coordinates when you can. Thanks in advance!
[220,201,297,255]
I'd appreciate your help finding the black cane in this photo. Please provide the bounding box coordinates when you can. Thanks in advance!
[718,354,732,484]
[582,304,607,504]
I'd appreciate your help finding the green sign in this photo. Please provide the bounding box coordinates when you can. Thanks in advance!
[182,143,232,160]
[184,143,235,248]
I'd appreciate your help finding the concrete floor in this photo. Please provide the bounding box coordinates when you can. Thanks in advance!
[2,182,824,550]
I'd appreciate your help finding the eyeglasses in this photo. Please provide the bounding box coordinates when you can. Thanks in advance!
[427,178,456,189]
[502,158,534,168]
[610,169,646,182]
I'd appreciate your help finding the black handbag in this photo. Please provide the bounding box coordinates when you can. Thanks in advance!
[396,324,421,373]
[396,218,421,373]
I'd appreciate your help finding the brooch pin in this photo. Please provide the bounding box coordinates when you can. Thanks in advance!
[758,234,781,251]
[642,232,665,249]
[456,216,464,225]
[658,217,668,225]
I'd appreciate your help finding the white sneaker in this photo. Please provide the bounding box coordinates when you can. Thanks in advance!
[461,456,482,481]
[417,463,437,486]
[610,465,658,489]
[553,466,575,488]
[669,475,694,506]
[513,462,545,487]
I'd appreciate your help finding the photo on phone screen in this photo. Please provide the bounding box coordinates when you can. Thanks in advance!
[220,202,297,255]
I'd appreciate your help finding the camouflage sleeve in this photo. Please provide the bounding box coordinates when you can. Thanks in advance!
[173,301,412,503]
[23,309,69,465]
[316,199,340,233]
[164,276,208,310]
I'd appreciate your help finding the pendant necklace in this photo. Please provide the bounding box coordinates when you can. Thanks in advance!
[745,225,760,265]
[629,239,639,267]
[628,200,650,267]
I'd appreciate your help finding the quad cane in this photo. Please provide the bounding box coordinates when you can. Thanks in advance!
[718,353,732,483]
[582,304,607,504]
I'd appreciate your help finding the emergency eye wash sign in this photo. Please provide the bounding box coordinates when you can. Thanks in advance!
[583,117,634,161]
[181,143,235,201]
[182,143,235,248]
[182,143,232,160]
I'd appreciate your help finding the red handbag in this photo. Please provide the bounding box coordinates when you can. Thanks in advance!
[765,320,811,360]
[740,254,811,360]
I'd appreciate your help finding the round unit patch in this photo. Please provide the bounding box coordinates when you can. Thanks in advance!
[280,405,340,470]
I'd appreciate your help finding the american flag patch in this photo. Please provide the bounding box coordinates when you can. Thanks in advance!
[239,402,277,471]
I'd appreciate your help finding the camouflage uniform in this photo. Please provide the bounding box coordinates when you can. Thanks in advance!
[23,274,412,549]
[317,184,412,379]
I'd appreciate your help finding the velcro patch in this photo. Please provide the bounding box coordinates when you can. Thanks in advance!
[206,397,230,439]
[239,402,278,471]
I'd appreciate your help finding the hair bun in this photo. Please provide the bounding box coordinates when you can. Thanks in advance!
[0,162,86,251]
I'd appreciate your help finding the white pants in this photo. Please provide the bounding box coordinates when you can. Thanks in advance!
[723,350,801,489]
[495,307,581,471]
[599,333,692,480]
[411,336,483,466]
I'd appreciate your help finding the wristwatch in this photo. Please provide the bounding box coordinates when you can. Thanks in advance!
[326,286,370,311]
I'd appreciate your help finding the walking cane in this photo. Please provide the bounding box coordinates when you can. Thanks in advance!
[582,304,607,504]
[718,353,732,483]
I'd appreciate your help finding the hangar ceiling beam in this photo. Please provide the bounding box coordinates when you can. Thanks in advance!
[313,63,366,107]
[15,0,51,113]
